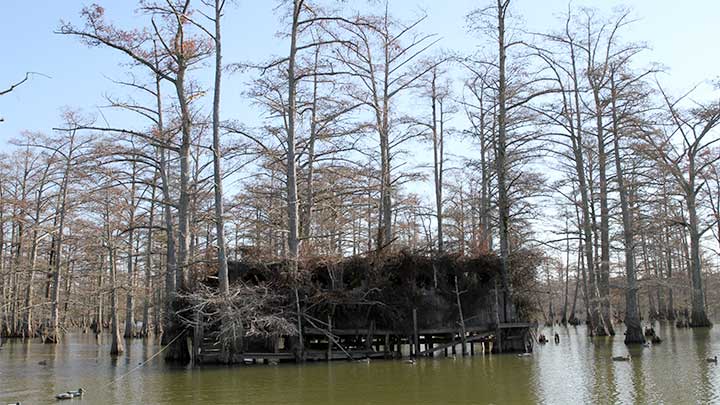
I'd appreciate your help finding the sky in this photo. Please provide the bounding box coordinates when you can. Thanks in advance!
[1,0,719,146]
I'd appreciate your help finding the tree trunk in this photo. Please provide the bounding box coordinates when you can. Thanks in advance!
[495,0,514,323]
[141,172,157,337]
[591,83,613,337]
[211,0,230,296]
[286,0,301,272]
[165,46,191,363]
[686,178,711,327]
[610,74,643,344]
[561,214,570,324]
[124,161,137,338]
[47,132,75,343]
[109,247,124,355]
[432,69,444,257]
[567,42,600,333]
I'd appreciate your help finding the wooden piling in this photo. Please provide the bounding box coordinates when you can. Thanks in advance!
[366,320,375,351]
[192,309,202,365]
[413,308,420,357]
[327,314,332,361]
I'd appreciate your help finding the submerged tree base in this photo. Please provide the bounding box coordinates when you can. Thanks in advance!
[163,326,190,364]
[690,313,712,328]
[624,322,645,344]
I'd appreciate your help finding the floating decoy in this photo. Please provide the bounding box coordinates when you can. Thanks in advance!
[404,359,416,364]
[612,355,631,362]
[517,352,532,357]
[56,388,84,400]
[37,360,47,366]
[7,402,21,405]
[67,389,84,398]
[707,356,717,363]
[356,357,371,363]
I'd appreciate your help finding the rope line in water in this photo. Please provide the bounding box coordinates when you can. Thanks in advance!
[101,327,189,389]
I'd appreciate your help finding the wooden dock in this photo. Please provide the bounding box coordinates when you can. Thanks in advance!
[193,321,536,365]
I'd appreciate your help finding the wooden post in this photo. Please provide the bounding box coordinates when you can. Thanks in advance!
[192,309,202,365]
[366,319,375,352]
[454,275,468,355]
[494,279,502,354]
[413,308,420,357]
[327,314,332,361]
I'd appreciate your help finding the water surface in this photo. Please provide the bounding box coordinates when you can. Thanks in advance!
[2,323,719,404]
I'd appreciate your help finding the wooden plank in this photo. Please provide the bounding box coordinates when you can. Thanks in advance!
[416,331,493,356]
[498,322,536,329]
[304,324,493,337]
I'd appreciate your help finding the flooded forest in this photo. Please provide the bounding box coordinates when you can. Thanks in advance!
[1,0,720,395]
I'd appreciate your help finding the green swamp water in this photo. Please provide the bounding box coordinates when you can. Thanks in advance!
[2,323,720,404]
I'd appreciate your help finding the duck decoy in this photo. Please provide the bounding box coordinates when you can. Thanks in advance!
[404,359,416,364]
[355,357,371,363]
[37,360,47,366]
[517,352,532,357]
[612,355,631,362]
[67,389,84,398]
[56,388,84,400]
[707,356,717,363]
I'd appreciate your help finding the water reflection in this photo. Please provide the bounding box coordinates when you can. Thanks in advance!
[2,324,719,404]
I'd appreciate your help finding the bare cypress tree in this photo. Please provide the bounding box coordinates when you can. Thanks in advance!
[61,1,212,362]
[198,0,230,295]
[332,2,439,252]
[609,69,642,343]
[643,84,720,328]
[46,119,86,343]
[467,0,554,322]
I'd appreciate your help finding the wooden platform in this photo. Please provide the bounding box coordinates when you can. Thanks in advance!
[194,322,537,365]
[304,324,494,337]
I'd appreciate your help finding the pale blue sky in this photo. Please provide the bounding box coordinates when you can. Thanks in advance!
[1,0,718,146]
